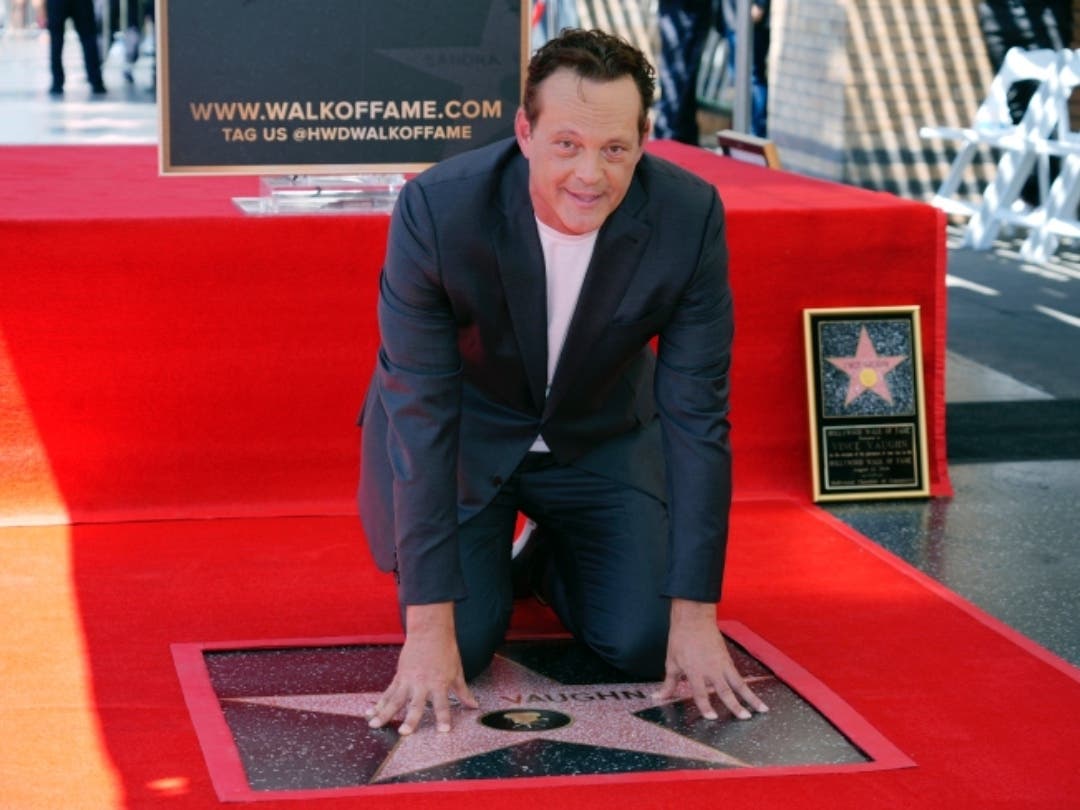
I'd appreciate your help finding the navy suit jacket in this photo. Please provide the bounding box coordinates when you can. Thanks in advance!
[359,137,733,606]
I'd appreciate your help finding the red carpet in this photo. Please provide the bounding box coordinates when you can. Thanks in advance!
[0,143,1029,808]
[2,502,1078,808]
[0,143,949,527]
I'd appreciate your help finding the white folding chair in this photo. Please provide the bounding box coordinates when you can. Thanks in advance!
[920,48,1061,228]
[696,27,732,119]
[1021,48,1080,262]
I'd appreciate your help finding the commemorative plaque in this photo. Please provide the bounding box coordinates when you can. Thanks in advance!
[172,625,913,799]
[803,307,930,502]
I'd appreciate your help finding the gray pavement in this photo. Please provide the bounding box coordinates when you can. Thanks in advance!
[832,229,1080,666]
[2,22,1079,667]
[0,24,156,143]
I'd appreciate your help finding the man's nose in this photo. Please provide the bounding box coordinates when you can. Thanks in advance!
[574,152,603,184]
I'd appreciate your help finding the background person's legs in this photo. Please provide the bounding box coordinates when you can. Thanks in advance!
[68,0,103,92]
[45,0,66,92]
[655,0,713,144]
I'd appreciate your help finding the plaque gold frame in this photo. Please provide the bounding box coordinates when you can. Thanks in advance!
[803,305,930,502]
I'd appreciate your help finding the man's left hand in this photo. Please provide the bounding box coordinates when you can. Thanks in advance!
[654,598,770,721]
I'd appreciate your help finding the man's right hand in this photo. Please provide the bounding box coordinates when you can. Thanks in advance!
[366,602,479,735]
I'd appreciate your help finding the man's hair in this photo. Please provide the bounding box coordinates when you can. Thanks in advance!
[523,28,656,138]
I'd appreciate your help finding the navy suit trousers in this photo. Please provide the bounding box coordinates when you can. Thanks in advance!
[406,453,673,681]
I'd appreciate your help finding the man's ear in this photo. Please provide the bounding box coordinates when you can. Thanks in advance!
[514,107,533,157]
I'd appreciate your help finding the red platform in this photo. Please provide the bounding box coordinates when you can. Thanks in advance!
[9,148,1080,810]
[0,141,949,524]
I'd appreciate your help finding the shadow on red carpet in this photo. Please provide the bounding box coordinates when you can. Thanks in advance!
[53,502,1080,808]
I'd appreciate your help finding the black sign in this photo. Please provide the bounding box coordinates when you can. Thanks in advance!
[158,0,527,174]
[803,307,931,501]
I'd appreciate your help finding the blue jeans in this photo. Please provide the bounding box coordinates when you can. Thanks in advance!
[655,0,714,144]
[726,28,769,138]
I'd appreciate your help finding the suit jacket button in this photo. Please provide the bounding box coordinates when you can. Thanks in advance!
[492,475,504,487]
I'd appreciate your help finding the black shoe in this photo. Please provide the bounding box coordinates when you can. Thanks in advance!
[48,84,63,96]
[90,83,107,95]
[511,520,549,601]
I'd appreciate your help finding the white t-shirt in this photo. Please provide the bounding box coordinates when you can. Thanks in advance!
[530,217,599,453]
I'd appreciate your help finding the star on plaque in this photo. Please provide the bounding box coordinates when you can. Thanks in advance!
[377,2,514,97]
[226,653,774,783]
[372,3,516,145]
[826,326,907,406]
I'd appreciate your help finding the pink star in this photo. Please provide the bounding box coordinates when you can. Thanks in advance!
[225,655,771,783]
[826,326,906,406]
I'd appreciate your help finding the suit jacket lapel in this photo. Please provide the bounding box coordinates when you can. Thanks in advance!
[493,155,548,413]
[545,174,652,415]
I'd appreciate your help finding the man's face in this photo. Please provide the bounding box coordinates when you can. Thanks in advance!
[515,69,646,235]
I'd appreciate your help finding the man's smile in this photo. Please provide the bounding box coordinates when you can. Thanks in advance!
[565,189,604,205]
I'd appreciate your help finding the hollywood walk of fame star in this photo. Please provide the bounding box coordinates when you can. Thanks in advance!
[826,326,907,406]
[376,1,516,140]
[225,653,775,783]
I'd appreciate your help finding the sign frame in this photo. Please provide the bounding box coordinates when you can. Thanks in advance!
[156,0,529,176]
[803,306,931,502]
